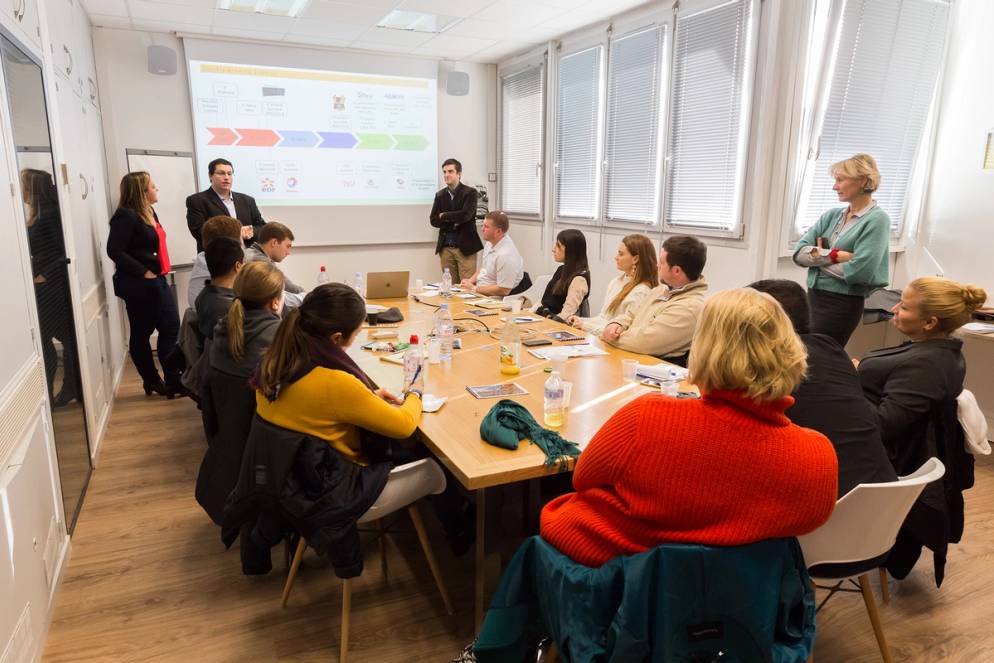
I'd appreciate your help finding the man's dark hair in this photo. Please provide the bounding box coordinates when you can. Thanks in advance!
[258,221,294,244]
[208,158,233,176]
[204,236,244,279]
[441,158,462,173]
[662,235,707,281]
[748,279,811,334]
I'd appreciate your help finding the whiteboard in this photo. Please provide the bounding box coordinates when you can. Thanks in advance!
[125,150,198,266]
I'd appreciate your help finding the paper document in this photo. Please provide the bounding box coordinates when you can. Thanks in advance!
[528,345,609,360]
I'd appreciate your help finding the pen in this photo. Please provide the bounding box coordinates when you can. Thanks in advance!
[406,362,423,394]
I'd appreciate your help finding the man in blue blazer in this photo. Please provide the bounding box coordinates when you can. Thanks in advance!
[187,158,265,253]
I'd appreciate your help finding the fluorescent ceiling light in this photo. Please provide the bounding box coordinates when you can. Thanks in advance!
[217,0,311,17]
[376,10,459,34]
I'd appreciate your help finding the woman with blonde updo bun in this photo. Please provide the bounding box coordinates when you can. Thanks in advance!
[858,277,987,584]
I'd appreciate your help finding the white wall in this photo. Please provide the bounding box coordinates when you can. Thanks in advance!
[92,28,497,300]
[902,0,994,429]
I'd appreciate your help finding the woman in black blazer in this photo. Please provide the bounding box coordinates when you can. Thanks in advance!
[106,171,183,397]
[857,276,986,584]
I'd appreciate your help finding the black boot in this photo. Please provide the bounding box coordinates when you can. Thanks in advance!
[143,377,168,396]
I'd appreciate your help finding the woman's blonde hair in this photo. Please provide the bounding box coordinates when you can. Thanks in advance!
[688,288,807,402]
[606,234,659,316]
[118,171,154,226]
[831,153,881,193]
[908,277,987,334]
[226,261,284,361]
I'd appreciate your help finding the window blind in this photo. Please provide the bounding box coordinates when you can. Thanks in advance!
[794,0,951,237]
[665,0,754,232]
[604,25,665,224]
[500,65,545,215]
[555,46,602,219]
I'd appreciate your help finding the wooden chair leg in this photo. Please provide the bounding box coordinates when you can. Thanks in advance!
[283,536,292,570]
[878,567,890,604]
[407,503,454,615]
[340,578,352,663]
[858,573,893,663]
[378,518,389,583]
[280,537,308,609]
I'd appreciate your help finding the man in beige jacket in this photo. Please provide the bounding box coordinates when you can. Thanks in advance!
[601,235,708,362]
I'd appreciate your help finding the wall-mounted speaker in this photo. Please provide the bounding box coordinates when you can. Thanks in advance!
[147,45,177,76]
[446,71,470,96]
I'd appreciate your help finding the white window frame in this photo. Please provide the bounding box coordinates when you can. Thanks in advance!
[551,38,606,225]
[784,0,953,248]
[601,20,671,231]
[497,54,547,220]
[661,0,761,239]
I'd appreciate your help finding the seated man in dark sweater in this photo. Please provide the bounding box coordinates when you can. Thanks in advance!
[195,237,243,340]
[749,279,896,497]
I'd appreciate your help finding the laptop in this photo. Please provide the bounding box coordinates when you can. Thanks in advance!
[365,271,410,299]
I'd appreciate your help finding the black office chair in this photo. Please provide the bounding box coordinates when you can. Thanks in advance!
[508,272,533,297]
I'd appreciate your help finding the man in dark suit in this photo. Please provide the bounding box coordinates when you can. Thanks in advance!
[749,279,897,497]
[429,158,483,282]
[186,158,265,253]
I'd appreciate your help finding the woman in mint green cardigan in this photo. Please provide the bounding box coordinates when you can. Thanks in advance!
[793,154,890,346]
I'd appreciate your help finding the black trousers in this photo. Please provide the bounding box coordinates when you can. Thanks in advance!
[117,273,182,384]
[808,287,865,348]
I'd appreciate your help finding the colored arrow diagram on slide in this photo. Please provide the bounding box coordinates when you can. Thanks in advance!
[207,128,430,150]
[278,131,320,148]
[237,129,280,146]
[318,132,358,149]
[355,133,394,150]
[207,127,238,145]
[392,134,430,150]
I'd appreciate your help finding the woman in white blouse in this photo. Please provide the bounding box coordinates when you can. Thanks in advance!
[568,234,658,335]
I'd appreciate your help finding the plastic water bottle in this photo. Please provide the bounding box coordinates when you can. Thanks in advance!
[440,267,453,298]
[435,304,454,364]
[543,371,565,427]
[317,265,330,285]
[661,366,681,397]
[499,319,521,375]
[353,271,364,298]
[403,334,423,391]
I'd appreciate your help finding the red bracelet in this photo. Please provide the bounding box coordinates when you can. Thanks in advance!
[829,247,840,263]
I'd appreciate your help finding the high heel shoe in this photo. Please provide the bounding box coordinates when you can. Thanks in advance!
[143,379,168,396]
[163,379,191,400]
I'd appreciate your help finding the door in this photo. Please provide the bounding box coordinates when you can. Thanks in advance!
[1,33,91,531]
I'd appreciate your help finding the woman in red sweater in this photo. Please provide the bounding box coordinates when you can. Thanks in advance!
[541,288,839,567]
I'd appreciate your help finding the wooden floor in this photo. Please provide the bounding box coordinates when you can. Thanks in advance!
[43,366,994,662]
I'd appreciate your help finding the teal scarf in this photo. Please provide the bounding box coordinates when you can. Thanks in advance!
[480,399,581,470]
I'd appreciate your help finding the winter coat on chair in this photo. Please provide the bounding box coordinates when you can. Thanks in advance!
[221,416,390,578]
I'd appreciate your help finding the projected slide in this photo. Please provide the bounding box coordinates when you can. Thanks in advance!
[187,60,438,206]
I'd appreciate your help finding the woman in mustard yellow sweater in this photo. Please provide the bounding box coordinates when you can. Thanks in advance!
[255,283,472,552]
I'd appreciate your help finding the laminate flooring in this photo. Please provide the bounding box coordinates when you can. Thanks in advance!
[43,367,994,662]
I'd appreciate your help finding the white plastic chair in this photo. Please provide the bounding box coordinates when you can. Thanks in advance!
[508,273,552,310]
[281,459,453,662]
[798,457,946,663]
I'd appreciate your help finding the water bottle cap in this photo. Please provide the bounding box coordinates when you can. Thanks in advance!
[319,265,326,271]
[409,334,419,344]
[440,303,448,309]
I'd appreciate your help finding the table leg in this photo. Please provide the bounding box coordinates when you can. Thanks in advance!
[475,486,486,631]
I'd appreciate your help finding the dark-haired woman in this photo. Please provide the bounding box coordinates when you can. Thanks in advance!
[196,261,284,524]
[536,228,590,320]
[106,171,183,397]
[254,283,473,552]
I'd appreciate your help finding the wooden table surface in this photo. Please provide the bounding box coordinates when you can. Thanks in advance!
[352,294,684,491]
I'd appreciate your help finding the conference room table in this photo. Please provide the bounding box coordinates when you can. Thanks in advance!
[353,293,687,629]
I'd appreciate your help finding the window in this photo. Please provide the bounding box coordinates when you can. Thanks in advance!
[665,0,756,234]
[604,25,666,224]
[793,0,951,238]
[555,46,603,220]
[499,64,545,216]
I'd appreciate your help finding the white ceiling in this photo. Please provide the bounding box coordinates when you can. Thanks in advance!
[82,0,653,63]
